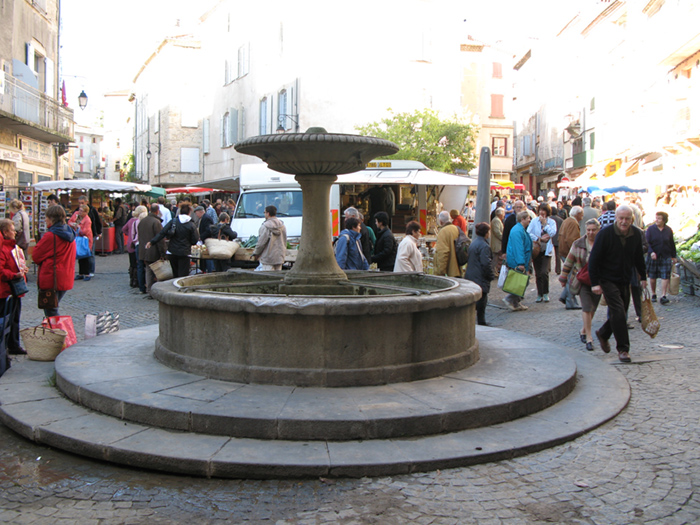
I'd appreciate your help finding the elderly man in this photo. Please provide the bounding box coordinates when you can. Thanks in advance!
[138,204,165,295]
[501,200,525,253]
[434,211,461,277]
[580,197,601,236]
[558,205,584,309]
[343,207,373,262]
[588,205,647,363]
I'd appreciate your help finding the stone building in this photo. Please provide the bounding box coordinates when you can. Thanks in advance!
[0,0,74,196]
[73,124,103,179]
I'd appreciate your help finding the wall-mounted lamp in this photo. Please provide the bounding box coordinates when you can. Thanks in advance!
[276,114,299,133]
[146,143,161,161]
[78,90,88,110]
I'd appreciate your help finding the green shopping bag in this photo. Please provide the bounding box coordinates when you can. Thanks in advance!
[502,268,529,297]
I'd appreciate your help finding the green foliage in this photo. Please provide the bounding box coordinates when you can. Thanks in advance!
[122,153,137,182]
[356,108,478,173]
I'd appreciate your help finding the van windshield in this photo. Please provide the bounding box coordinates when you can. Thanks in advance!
[235,191,303,218]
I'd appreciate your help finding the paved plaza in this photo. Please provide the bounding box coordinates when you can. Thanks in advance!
[1,253,699,524]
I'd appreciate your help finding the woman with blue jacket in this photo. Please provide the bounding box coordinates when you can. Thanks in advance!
[504,211,533,311]
[335,217,369,271]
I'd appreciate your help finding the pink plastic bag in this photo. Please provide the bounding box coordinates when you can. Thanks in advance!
[42,316,77,351]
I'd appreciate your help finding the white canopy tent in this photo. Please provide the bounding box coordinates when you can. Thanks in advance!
[33,180,166,198]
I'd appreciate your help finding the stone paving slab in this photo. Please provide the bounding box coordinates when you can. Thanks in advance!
[50,326,577,441]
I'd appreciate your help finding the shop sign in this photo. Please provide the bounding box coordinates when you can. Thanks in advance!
[0,147,22,163]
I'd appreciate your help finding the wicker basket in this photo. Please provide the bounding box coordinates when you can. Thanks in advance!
[204,239,239,259]
[20,326,67,361]
[149,259,173,281]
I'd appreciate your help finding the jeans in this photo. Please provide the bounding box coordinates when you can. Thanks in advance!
[598,279,631,353]
[559,257,580,308]
[43,290,67,318]
[114,224,125,253]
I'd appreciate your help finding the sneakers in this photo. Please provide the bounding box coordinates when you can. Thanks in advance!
[535,296,543,303]
[659,296,670,305]
[543,294,550,303]
[651,294,657,302]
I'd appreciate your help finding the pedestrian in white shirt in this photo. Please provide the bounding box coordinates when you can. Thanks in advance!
[393,221,424,272]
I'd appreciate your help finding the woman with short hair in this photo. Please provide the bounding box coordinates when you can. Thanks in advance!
[645,211,676,305]
[0,219,29,355]
[69,204,94,281]
[393,221,423,273]
[464,222,495,325]
[8,199,31,257]
[527,203,557,302]
[560,218,601,351]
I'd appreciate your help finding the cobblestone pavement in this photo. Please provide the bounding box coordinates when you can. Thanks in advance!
[1,254,699,524]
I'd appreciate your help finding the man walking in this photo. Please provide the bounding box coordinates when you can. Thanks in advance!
[253,206,287,271]
[138,204,165,296]
[588,205,647,363]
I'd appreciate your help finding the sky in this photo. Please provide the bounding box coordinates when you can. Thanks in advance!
[59,0,586,125]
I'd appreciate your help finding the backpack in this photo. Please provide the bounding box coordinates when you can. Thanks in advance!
[454,227,471,266]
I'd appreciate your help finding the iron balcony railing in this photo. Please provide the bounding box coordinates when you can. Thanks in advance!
[0,74,74,141]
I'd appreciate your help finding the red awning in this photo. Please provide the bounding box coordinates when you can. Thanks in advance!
[166,187,217,194]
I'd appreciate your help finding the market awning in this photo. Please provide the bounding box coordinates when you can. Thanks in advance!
[33,180,163,195]
[337,168,479,186]
[188,178,239,192]
[166,186,219,194]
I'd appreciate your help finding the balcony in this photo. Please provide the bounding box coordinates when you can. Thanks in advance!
[0,74,74,144]
[573,150,595,169]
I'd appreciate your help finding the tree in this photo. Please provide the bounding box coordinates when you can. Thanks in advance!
[121,153,137,182]
[356,108,478,173]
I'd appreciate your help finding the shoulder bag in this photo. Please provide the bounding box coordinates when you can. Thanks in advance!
[38,235,59,310]
[575,262,591,286]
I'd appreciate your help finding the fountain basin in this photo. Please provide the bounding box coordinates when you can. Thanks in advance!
[151,270,481,387]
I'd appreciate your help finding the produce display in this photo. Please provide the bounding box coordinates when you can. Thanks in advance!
[677,228,700,263]
[240,236,258,249]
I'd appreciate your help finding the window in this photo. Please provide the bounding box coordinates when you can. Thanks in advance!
[221,109,239,147]
[224,59,233,84]
[490,94,504,118]
[235,191,303,218]
[221,112,230,147]
[589,132,595,150]
[572,137,583,155]
[80,136,84,142]
[181,148,200,173]
[181,106,198,128]
[79,149,84,158]
[590,97,596,111]
[203,119,210,154]
[523,135,531,156]
[260,97,269,135]
[238,43,249,78]
[492,62,502,79]
[492,137,507,157]
[92,137,96,143]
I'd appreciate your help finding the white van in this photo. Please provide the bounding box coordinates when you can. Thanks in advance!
[231,164,341,242]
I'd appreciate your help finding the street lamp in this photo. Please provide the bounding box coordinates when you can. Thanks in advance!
[276,114,299,133]
[146,143,160,160]
[78,90,88,110]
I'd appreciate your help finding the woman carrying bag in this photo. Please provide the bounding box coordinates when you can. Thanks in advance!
[69,205,94,281]
[0,219,29,355]
[33,206,76,318]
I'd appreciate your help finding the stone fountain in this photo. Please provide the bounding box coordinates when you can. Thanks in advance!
[0,129,631,479]
[152,128,481,387]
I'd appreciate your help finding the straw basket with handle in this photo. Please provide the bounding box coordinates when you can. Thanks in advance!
[204,238,239,259]
[20,324,67,361]
[149,259,173,281]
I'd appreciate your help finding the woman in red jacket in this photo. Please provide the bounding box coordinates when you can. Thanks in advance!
[69,204,93,281]
[0,219,29,355]
[32,205,76,317]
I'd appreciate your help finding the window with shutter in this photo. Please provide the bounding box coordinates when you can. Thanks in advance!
[203,119,210,154]
[490,94,504,118]
[237,43,250,79]
[278,89,288,129]
[229,108,239,145]
[221,112,229,147]
[492,62,502,79]
[181,148,200,173]
[260,97,268,135]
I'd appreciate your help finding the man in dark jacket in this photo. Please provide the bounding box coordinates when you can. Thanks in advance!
[137,204,165,295]
[371,211,396,271]
[112,198,127,254]
[588,205,647,363]
[76,195,102,277]
[464,222,495,326]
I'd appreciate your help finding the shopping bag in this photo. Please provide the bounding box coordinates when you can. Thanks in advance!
[85,312,120,338]
[502,268,529,297]
[42,315,77,350]
[669,268,680,296]
[149,259,173,281]
[75,236,91,259]
[640,290,660,338]
[497,264,508,289]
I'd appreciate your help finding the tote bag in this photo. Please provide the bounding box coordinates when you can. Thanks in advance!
[75,236,91,259]
[502,268,529,297]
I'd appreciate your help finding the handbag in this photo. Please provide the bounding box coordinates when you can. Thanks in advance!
[502,268,529,297]
[531,239,542,259]
[497,263,508,289]
[669,268,680,296]
[640,289,660,338]
[75,235,91,259]
[576,262,591,286]
[20,325,67,361]
[41,316,77,350]
[9,277,29,297]
[150,259,174,281]
[38,234,59,310]
[204,238,239,259]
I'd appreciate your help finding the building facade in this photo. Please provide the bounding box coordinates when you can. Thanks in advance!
[0,0,74,196]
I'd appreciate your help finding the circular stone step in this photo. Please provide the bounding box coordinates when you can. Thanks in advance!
[53,326,576,441]
[0,329,630,479]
